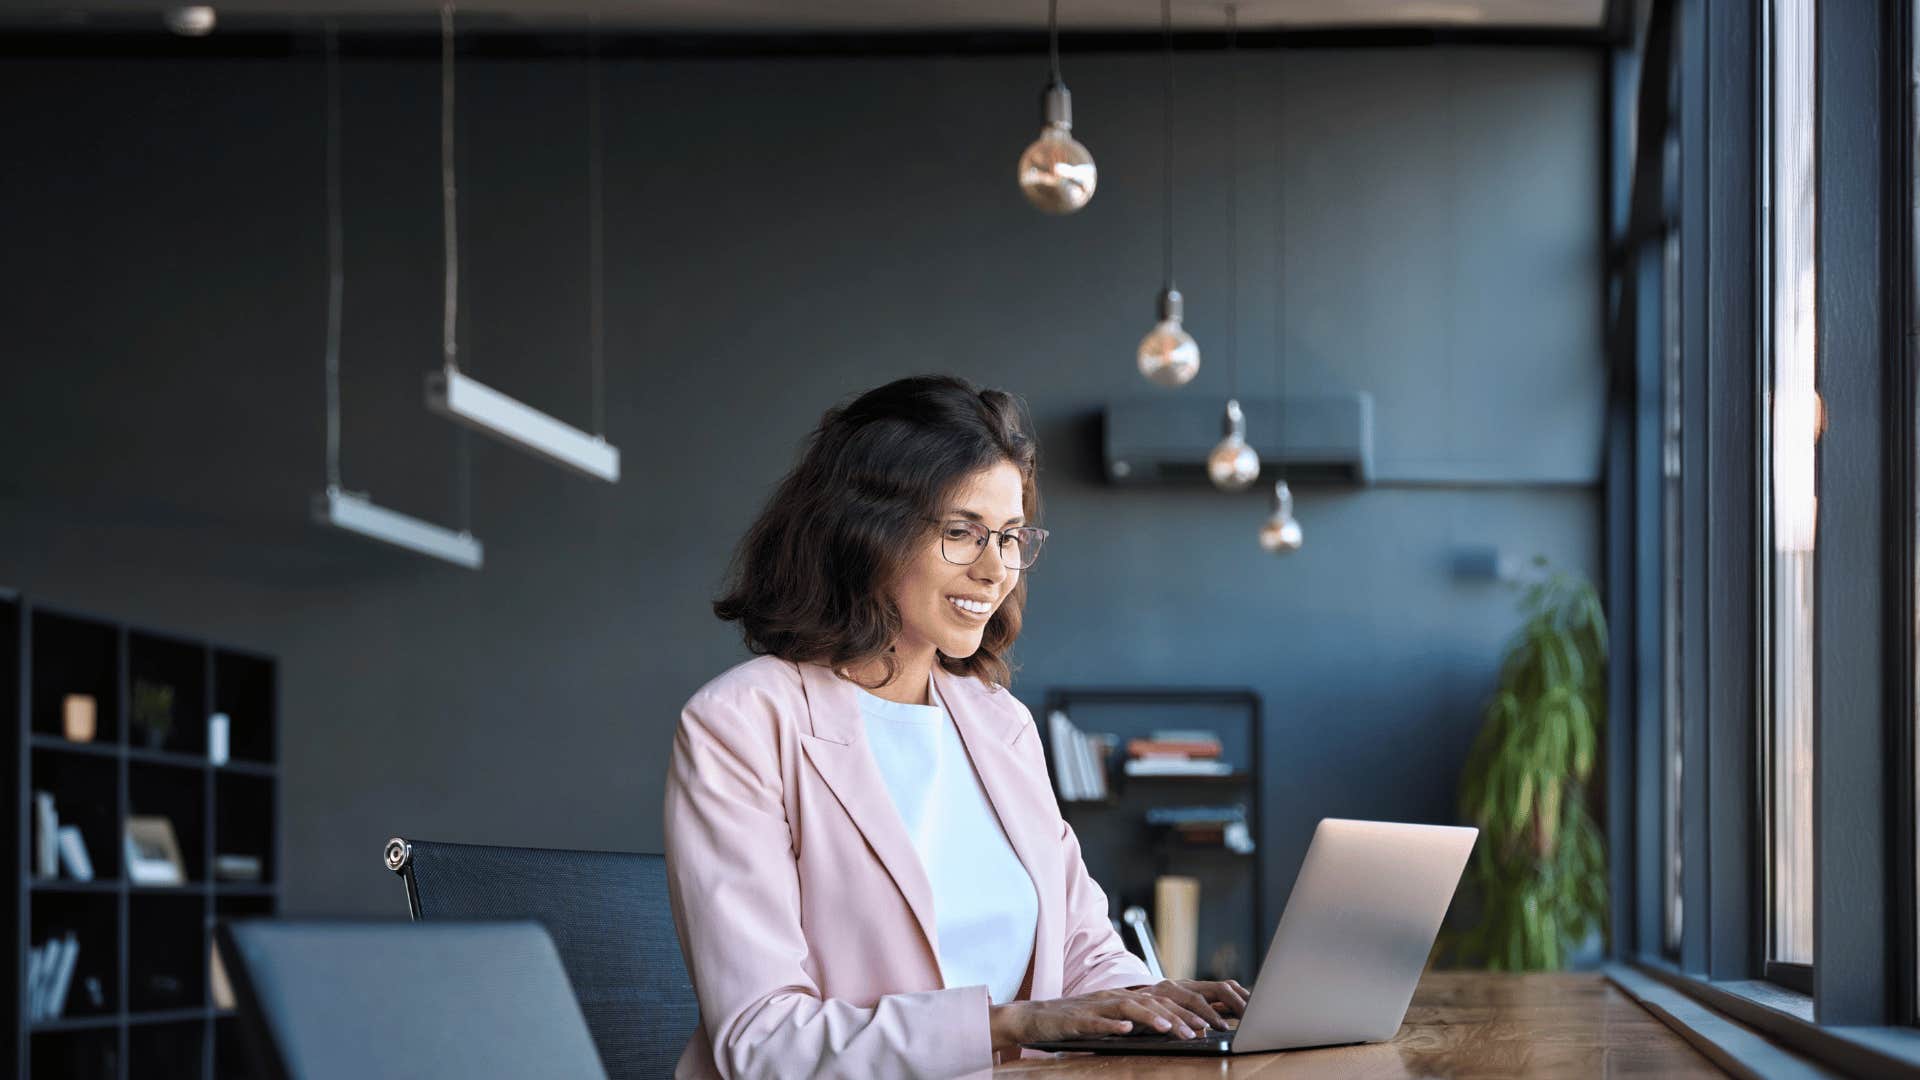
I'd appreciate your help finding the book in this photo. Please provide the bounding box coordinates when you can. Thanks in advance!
[57,825,94,882]
[27,942,46,1021]
[1126,738,1223,759]
[34,791,58,879]
[48,933,79,1020]
[1123,758,1235,777]
[1154,875,1200,982]
[1047,711,1082,800]
[1145,804,1247,826]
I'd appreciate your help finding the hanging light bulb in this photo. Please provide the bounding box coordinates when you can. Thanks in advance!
[1138,0,1198,387]
[1208,399,1261,491]
[1138,286,1200,386]
[1018,0,1096,214]
[1019,85,1096,213]
[1258,480,1304,553]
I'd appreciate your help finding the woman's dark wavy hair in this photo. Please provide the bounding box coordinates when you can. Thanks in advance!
[713,374,1041,691]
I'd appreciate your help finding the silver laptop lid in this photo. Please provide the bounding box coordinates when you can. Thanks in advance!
[1232,818,1477,1053]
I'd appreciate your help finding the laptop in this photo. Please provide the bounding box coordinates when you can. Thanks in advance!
[214,919,609,1080]
[1025,818,1478,1057]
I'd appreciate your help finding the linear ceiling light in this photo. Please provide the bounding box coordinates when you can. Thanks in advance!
[421,1,621,484]
[311,22,484,571]
[313,488,484,570]
[425,368,620,482]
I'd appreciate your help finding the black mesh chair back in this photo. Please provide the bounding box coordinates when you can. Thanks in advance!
[384,837,698,1080]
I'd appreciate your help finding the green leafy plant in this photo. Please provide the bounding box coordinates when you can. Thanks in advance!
[1447,562,1608,970]
[133,679,175,750]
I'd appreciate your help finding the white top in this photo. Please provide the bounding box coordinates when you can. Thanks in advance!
[856,674,1039,1005]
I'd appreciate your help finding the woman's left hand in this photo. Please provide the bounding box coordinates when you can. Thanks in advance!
[1129,978,1251,1030]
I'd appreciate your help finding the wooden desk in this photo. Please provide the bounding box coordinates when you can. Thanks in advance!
[996,972,1726,1078]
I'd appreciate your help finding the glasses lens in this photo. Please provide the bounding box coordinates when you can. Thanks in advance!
[1013,528,1045,569]
[942,522,987,565]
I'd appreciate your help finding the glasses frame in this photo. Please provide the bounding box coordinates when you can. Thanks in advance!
[928,517,1051,570]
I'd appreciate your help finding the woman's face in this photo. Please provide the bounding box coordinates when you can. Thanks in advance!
[889,459,1026,664]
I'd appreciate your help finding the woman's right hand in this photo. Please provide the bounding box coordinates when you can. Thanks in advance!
[989,985,1228,1050]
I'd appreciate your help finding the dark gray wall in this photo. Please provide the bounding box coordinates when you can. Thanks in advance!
[0,44,1601,917]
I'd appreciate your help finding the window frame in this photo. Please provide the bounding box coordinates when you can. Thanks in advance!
[1608,0,1920,1068]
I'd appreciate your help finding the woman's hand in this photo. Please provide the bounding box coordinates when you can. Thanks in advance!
[988,979,1250,1050]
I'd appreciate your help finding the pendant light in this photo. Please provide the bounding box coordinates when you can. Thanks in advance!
[1018,0,1097,213]
[1207,5,1259,492]
[1260,38,1301,554]
[421,1,622,483]
[310,22,484,569]
[1258,480,1304,553]
[1137,0,1199,388]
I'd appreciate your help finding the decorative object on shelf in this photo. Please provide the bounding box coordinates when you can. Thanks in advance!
[1137,0,1200,388]
[61,693,97,743]
[1445,563,1607,970]
[211,939,235,1010]
[1017,0,1097,213]
[57,825,94,882]
[132,678,175,750]
[1257,479,1304,553]
[124,814,187,886]
[421,1,622,483]
[215,852,264,882]
[1153,874,1200,981]
[209,710,230,765]
[1207,7,1261,493]
[308,21,484,570]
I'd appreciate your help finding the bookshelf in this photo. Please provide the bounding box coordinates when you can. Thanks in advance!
[1039,687,1264,987]
[5,591,279,1080]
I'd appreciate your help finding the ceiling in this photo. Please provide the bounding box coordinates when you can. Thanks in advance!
[8,0,1612,34]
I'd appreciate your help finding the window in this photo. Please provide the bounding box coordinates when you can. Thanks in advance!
[1763,0,1817,974]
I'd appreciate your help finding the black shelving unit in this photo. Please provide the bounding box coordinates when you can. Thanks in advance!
[4,590,279,1080]
[1039,687,1264,986]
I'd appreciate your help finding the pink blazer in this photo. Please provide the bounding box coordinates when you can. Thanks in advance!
[663,655,1151,1078]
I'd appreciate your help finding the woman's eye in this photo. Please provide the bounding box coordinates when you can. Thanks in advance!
[945,528,974,541]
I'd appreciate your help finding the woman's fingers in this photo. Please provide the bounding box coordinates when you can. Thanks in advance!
[1112,995,1196,1038]
[1200,979,1249,1015]
[1153,981,1227,1030]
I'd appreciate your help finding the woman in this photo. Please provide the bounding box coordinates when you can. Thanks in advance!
[664,375,1248,1078]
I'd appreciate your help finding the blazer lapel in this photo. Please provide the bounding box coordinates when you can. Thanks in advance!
[795,661,943,975]
[934,666,1065,1001]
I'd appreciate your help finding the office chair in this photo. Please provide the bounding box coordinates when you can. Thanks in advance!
[384,836,698,1079]
[214,919,607,1080]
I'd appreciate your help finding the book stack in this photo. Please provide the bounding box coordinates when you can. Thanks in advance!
[1123,729,1235,777]
[27,932,80,1022]
[1145,804,1257,853]
[1046,711,1116,802]
[33,791,96,882]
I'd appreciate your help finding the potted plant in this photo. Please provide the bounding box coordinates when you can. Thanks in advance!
[1447,561,1608,970]
[133,680,175,751]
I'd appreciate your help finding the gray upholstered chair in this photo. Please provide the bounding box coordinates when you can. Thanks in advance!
[384,837,698,1079]
[215,919,608,1080]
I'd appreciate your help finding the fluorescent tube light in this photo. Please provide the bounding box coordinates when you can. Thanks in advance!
[312,488,484,569]
[424,368,620,483]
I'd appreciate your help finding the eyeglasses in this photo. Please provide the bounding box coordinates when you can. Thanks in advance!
[933,519,1050,570]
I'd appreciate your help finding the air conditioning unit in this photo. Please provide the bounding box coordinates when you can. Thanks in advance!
[1102,393,1374,487]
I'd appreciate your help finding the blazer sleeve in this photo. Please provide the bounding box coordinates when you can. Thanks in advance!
[1005,695,1155,998]
[663,684,995,1080]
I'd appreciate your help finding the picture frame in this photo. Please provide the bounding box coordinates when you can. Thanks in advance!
[124,815,186,886]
